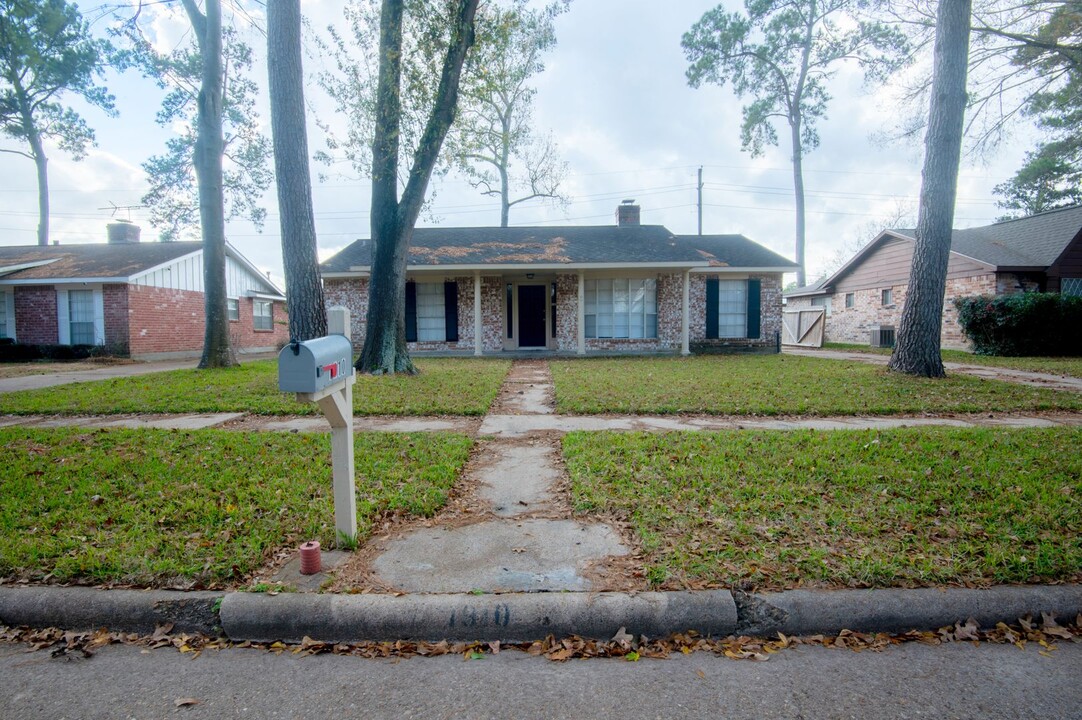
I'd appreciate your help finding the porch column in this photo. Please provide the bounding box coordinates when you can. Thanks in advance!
[577,270,586,355]
[473,271,483,356]
[681,270,691,356]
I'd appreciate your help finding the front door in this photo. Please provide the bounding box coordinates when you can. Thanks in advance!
[517,285,547,348]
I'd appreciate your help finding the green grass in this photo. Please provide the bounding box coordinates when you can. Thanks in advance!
[0,358,511,416]
[823,342,1082,378]
[550,355,1082,415]
[0,427,472,586]
[564,428,1082,590]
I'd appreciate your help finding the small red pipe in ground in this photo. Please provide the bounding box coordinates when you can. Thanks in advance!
[299,541,321,575]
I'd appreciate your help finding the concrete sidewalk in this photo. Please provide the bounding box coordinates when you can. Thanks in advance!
[783,347,1082,393]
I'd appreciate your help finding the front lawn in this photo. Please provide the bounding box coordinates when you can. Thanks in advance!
[564,428,1082,590]
[0,358,511,416]
[823,343,1082,378]
[0,427,472,586]
[551,355,1082,415]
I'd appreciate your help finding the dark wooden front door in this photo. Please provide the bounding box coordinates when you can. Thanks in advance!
[518,285,547,347]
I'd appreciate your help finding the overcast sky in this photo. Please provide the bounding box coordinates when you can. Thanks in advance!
[0,0,1038,285]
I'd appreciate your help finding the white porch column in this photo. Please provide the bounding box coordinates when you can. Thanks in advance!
[681,270,691,356]
[577,270,586,355]
[473,271,483,356]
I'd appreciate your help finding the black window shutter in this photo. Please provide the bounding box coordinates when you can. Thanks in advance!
[444,281,459,342]
[705,277,719,339]
[746,278,761,339]
[405,281,417,342]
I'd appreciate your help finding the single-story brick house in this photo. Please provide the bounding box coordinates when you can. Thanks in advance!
[321,202,798,355]
[0,222,289,359]
[784,205,1082,348]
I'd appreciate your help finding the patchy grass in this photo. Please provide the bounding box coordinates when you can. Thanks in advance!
[823,343,1082,378]
[550,355,1082,415]
[0,427,472,586]
[564,428,1082,590]
[0,358,511,416]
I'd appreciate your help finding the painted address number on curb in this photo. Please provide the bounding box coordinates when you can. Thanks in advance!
[447,604,511,628]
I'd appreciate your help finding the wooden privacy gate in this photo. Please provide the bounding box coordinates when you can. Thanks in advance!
[782,308,825,347]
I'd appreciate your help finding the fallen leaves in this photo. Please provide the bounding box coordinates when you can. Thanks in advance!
[0,612,1078,665]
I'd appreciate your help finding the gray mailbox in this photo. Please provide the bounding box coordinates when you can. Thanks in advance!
[278,335,354,394]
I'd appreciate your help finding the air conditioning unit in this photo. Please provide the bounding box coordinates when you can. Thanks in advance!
[870,326,896,348]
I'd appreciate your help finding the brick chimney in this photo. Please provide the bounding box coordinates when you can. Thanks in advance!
[616,199,640,227]
[107,221,141,244]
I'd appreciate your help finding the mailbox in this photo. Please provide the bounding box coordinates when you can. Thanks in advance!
[278,335,354,394]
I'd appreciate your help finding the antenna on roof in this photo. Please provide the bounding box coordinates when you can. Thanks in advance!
[97,202,146,222]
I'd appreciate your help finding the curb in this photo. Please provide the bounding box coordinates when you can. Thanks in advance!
[2,585,1080,643]
[0,587,223,636]
[737,585,1082,637]
[218,590,737,643]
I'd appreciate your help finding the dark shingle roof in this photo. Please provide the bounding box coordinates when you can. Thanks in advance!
[322,226,797,271]
[678,234,800,269]
[892,205,1082,268]
[0,242,202,280]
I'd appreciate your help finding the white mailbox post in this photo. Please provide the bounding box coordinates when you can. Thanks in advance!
[278,306,357,545]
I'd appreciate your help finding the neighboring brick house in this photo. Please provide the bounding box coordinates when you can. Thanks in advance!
[785,206,1082,349]
[0,222,289,359]
[320,202,798,355]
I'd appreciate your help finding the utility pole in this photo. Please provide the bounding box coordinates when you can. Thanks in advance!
[697,166,703,236]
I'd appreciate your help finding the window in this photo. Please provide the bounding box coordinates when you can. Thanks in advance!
[881,288,893,306]
[845,292,855,309]
[0,292,7,339]
[253,300,273,330]
[227,298,239,322]
[717,280,748,338]
[584,278,657,339]
[415,283,446,342]
[69,289,95,345]
[811,296,832,317]
[1063,278,1082,297]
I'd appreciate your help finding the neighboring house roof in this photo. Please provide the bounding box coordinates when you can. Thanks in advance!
[784,205,1082,297]
[322,226,798,273]
[0,242,202,281]
[0,241,285,297]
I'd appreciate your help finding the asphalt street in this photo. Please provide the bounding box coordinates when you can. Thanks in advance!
[1,639,1079,719]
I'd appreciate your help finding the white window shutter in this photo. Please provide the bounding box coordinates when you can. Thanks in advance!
[93,288,106,345]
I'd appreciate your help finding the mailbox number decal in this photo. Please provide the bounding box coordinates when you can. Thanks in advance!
[317,361,339,379]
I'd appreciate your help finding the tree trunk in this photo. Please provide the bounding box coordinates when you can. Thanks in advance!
[16,89,49,247]
[187,0,236,369]
[888,0,972,379]
[790,117,806,288]
[31,133,48,248]
[268,0,327,342]
[358,0,479,374]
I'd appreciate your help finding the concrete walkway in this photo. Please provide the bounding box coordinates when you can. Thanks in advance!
[783,346,1082,393]
[363,360,632,593]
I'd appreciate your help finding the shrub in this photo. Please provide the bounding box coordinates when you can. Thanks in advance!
[955,293,1082,356]
[0,342,129,363]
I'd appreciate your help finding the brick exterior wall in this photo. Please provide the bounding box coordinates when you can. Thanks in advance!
[103,284,129,349]
[555,274,579,351]
[127,285,288,358]
[324,277,369,347]
[13,286,58,344]
[802,272,999,349]
[127,285,206,356]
